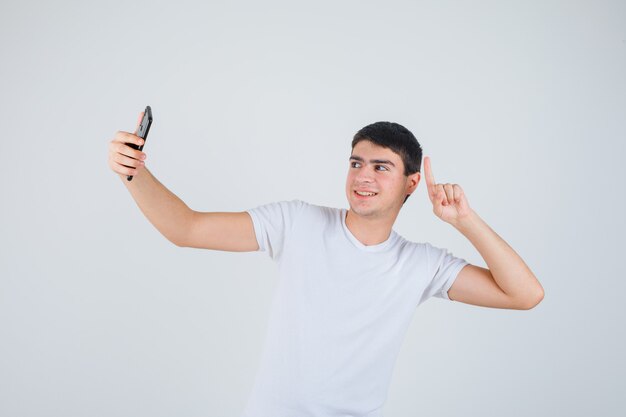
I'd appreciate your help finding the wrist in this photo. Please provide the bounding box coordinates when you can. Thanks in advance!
[452,209,480,232]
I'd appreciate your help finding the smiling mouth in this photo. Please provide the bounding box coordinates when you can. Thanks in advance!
[354,190,378,197]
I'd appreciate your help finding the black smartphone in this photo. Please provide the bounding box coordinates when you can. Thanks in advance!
[127,105,153,181]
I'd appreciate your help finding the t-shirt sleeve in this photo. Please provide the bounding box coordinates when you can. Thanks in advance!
[246,199,305,262]
[423,243,470,302]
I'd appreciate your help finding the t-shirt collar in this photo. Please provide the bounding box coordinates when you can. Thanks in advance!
[341,208,398,252]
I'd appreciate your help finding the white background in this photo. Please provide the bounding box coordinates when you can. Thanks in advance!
[1,1,624,416]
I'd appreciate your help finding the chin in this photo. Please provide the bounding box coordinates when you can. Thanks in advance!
[347,199,378,217]
[354,207,377,217]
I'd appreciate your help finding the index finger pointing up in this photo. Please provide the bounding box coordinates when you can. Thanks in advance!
[424,156,436,199]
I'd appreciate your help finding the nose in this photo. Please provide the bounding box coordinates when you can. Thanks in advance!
[355,166,375,183]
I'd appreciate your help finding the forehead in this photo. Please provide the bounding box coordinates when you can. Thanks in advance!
[351,141,402,164]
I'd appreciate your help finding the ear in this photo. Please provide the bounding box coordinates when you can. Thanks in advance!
[407,172,421,194]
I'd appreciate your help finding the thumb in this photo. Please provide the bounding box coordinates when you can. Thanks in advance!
[133,111,144,135]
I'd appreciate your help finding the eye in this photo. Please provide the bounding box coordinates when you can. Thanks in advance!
[376,165,388,171]
[350,161,361,168]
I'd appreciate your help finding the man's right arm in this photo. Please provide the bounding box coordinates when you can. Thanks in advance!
[108,122,259,252]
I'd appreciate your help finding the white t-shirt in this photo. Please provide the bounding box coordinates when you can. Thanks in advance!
[242,199,469,417]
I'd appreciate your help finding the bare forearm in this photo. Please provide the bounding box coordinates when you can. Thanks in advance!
[119,166,193,245]
[453,211,544,301]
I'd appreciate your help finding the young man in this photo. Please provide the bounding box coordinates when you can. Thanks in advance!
[108,115,544,417]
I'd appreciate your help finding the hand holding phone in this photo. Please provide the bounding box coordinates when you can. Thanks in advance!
[127,105,153,181]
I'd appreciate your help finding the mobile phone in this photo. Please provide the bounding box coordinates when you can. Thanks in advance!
[127,105,153,181]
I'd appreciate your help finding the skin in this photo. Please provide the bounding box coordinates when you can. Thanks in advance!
[110,113,543,309]
[108,111,147,178]
[422,156,544,308]
[344,140,420,246]
[343,141,543,308]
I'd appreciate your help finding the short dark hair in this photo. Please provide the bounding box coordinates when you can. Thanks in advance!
[351,121,422,204]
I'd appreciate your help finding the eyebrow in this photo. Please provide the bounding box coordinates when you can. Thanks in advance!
[349,155,396,168]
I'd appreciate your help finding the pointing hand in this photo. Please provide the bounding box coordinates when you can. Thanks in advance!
[423,156,473,226]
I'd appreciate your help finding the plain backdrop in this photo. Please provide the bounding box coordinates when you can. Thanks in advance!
[1,1,625,416]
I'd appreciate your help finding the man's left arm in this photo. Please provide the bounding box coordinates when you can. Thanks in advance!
[423,156,544,310]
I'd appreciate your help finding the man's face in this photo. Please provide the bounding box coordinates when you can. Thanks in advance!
[345,140,420,219]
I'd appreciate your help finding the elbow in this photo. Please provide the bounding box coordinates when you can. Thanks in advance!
[169,230,190,247]
[521,287,545,310]
[172,238,186,247]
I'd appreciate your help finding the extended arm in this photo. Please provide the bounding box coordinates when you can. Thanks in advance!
[108,122,258,252]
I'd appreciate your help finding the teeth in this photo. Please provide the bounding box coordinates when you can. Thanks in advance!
[356,191,377,196]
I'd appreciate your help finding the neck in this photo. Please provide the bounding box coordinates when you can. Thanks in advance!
[345,208,399,246]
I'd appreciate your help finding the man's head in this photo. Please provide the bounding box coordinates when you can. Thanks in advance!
[345,121,422,218]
